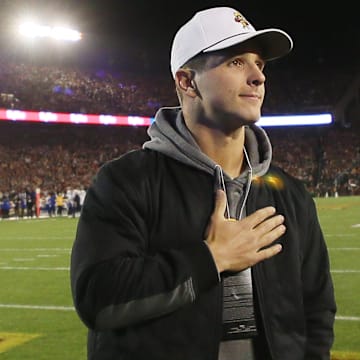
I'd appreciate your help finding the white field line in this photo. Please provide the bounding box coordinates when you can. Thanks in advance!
[13,258,35,262]
[329,246,360,273]
[10,266,360,273]
[5,266,359,273]
[324,234,356,237]
[0,304,74,311]
[0,303,358,321]
[0,266,358,273]
[0,245,356,251]
[0,267,350,274]
[336,316,360,321]
[0,236,73,240]
[37,254,58,257]
[2,246,356,252]
[0,266,69,271]
[0,248,70,251]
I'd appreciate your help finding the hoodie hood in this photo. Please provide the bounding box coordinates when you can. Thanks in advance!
[143,107,272,180]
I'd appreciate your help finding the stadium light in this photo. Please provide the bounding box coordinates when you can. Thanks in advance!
[51,27,82,41]
[0,109,333,127]
[18,22,82,41]
[257,113,333,127]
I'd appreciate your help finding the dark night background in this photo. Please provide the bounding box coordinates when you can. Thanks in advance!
[0,0,358,74]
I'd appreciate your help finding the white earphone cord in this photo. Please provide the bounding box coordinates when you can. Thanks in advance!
[214,147,253,220]
[239,147,253,219]
[214,164,231,219]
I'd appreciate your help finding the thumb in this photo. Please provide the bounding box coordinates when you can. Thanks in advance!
[213,189,228,220]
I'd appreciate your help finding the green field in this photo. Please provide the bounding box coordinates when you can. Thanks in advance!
[0,196,359,359]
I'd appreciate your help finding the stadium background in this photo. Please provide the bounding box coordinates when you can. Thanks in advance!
[0,0,359,358]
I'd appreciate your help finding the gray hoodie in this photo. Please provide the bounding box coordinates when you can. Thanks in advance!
[143,106,272,219]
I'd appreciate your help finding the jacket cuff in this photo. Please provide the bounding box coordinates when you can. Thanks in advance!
[182,241,220,294]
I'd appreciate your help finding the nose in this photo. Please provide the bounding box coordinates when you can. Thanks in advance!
[248,65,266,86]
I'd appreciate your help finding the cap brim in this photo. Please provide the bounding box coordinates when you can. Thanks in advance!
[203,28,293,61]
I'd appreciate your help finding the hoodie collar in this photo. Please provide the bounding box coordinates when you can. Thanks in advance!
[143,107,272,179]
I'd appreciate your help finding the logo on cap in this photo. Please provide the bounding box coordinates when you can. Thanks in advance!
[234,11,250,28]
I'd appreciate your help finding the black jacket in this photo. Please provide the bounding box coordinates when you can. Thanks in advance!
[71,149,336,360]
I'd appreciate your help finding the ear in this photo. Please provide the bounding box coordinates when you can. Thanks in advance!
[175,69,197,96]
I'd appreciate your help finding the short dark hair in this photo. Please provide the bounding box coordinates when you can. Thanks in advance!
[181,52,209,74]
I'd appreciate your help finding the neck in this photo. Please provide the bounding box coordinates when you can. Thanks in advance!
[190,123,247,178]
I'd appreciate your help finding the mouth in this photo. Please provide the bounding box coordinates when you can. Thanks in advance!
[241,93,262,100]
[240,94,262,104]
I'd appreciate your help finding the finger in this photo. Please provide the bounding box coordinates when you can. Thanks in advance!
[258,224,286,250]
[255,214,285,235]
[256,243,283,263]
[212,189,228,220]
[245,206,277,228]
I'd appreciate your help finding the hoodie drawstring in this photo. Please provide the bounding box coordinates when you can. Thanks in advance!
[239,147,253,219]
[214,148,253,220]
[214,164,231,219]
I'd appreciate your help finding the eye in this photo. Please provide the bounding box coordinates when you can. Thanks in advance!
[231,58,244,67]
[256,60,265,71]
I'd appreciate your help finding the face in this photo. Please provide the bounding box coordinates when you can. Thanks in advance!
[192,47,266,132]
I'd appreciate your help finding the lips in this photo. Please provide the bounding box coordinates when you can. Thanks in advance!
[240,94,262,100]
[242,93,261,98]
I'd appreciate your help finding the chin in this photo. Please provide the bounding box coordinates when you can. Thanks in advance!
[236,109,261,124]
[243,116,261,125]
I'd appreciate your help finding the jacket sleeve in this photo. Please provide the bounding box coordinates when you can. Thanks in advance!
[302,194,337,358]
[70,159,219,331]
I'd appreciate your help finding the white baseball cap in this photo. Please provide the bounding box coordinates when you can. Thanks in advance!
[170,7,293,78]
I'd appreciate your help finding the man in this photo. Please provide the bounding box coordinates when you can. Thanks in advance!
[71,7,336,360]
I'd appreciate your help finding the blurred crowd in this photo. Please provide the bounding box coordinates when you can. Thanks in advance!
[0,121,359,219]
[267,127,360,197]
[0,58,355,117]
[0,58,359,219]
[0,58,175,117]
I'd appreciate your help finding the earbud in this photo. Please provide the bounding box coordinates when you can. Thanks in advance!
[190,80,197,90]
